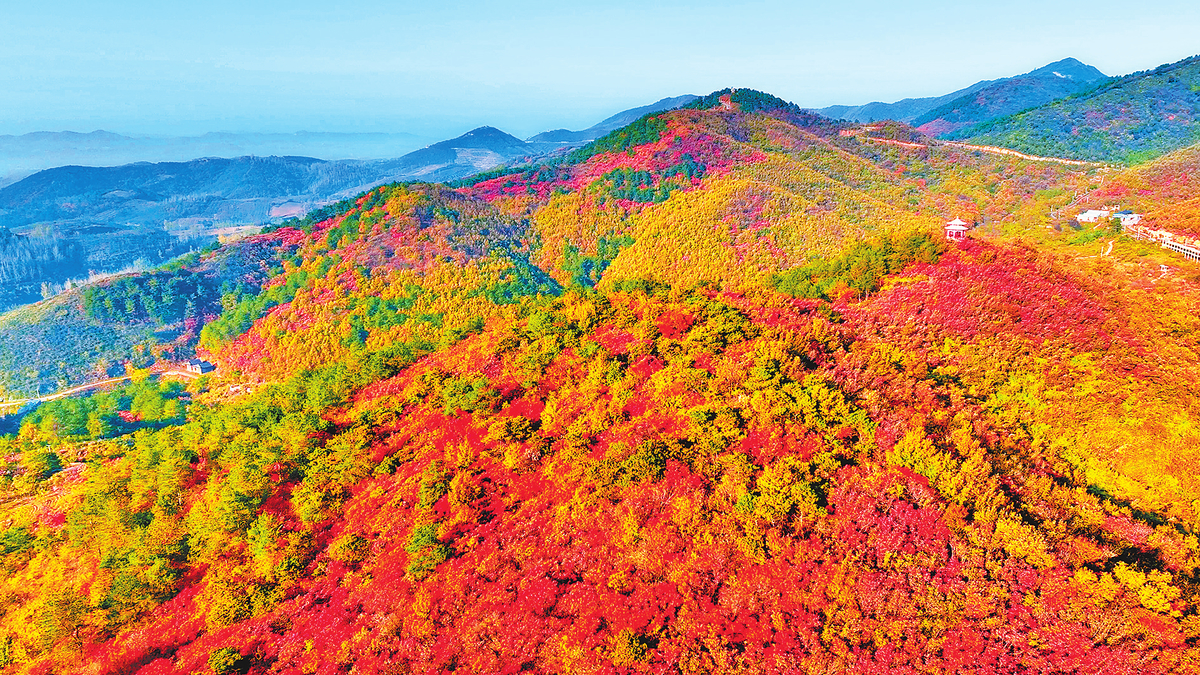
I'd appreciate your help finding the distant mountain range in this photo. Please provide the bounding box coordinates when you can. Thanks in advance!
[913,58,1108,136]
[0,96,706,233]
[528,95,699,145]
[3,52,1198,316]
[0,130,428,188]
[0,128,549,235]
[952,54,1200,162]
[0,97,700,312]
[815,58,1107,133]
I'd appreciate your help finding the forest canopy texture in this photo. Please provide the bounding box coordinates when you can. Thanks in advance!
[0,88,1199,674]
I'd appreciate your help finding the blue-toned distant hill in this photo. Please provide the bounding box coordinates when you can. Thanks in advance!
[0,128,541,232]
[527,95,698,145]
[385,126,542,181]
[913,58,1108,136]
[816,58,1106,126]
[951,54,1200,163]
[0,130,428,188]
[0,155,380,231]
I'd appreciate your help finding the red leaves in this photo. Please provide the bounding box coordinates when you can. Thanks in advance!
[628,355,664,379]
[655,309,694,340]
[852,242,1122,353]
[593,325,638,355]
[26,279,1198,675]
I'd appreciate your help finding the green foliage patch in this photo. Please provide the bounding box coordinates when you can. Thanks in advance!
[774,231,942,301]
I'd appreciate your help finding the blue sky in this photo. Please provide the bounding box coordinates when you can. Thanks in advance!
[2,0,1198,139]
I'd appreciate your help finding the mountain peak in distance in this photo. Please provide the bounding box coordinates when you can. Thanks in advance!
[816,57,1106,125]
[1025,57,1107,81]
[909,57,1109,136]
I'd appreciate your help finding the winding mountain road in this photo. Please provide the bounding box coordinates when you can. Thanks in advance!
[0,370,199,411]
[939,141,1106,167]
[859,135,1107,167]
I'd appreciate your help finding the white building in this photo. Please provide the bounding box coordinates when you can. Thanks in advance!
[1114,210,1143,226]
[1163,238,1200,262]
[1076,209,1111,223]
[186,359,216,375]
[1125,225,1200,262]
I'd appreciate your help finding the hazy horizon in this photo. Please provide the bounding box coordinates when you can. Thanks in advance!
[3,0,1199,141]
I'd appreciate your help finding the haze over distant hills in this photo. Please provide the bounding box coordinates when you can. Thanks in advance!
[0,97,698,313]
[0,131,429,188]
[816,58,1107,130]
[0,128,543,234]
[527,95,699,145]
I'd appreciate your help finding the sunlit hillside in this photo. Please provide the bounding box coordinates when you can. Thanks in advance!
[0,89,1198,674]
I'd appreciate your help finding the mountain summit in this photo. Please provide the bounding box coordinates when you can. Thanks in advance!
[1025,56,1107,81]
[912,57,1108,136]
[816,57,1107,128]
[953,54,1200,161]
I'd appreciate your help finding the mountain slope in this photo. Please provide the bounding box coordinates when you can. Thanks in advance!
[953,54,1200,163]
[0,231,300,398]
[0,95,714,315]
[817,57,1106,125]
[3,237,1199,673]
[0,89,1110,397]
[815,82,994,124]
[1089,142,1200,237]
[914,57,1108,136]
[0,155,383,230]
[372,126,538,181]
[1,88,1200,674]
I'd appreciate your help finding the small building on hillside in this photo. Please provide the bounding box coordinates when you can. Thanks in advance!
[944,217,970,241]
[1115,210,1143,226]
[187,359,216,375]
[1077,209,1111,223]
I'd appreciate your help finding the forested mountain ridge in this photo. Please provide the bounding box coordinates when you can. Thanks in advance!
[913,57,1109,136]
[0,87,1197,674]
[0,230,301,398]
[0,97,704,234]
[0,97,703,317]
[952,54,1200,163]
[0,86,1160,396]
[815,57,1106,125]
